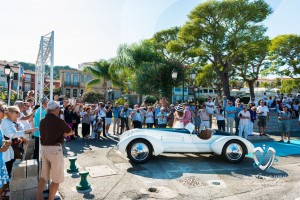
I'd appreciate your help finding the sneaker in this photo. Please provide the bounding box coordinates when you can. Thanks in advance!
[287,140,290,144]
[278,140,284,143]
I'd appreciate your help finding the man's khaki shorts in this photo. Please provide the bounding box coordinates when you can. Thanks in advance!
[41,145,64,183]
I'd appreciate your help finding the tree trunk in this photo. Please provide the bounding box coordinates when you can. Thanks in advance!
[247,80,255,99]
[218,71,231,99]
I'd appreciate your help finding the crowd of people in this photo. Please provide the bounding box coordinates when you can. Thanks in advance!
[0,90,300,198]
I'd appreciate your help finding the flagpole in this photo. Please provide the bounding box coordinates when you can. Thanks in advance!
[17,64,21,100]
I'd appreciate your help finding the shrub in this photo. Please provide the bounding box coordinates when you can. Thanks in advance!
[82,91,103,104]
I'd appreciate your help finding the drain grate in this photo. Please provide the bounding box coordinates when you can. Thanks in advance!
[178,176,207,188]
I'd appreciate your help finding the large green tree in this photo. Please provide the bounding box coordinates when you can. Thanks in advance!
[171,0,272,98]
[269,34,300,78]
[114,40,184,100]
[236,38,271,98]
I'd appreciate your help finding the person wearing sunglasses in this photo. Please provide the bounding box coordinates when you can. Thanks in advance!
[0,106,37,179]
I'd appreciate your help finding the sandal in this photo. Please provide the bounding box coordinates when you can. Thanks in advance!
[2,189,10,199]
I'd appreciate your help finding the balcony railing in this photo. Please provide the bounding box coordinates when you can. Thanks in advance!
[65,81,79,87]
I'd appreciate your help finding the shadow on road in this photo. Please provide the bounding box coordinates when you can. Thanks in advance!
[126,153,290,180]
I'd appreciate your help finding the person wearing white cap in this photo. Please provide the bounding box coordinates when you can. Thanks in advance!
[37,101,73,200]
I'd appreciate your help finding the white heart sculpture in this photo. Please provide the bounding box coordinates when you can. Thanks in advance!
[253,145,277,171]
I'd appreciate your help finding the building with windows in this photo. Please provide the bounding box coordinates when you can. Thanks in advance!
[59,69,121,100]
[172,86,217,102]
[22,70,60,98]
[0,60,20,92]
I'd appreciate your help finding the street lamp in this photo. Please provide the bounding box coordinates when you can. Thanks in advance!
[4,65,12,104]
[172,68,196,103]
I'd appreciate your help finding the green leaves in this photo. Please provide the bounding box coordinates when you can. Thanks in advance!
[269,34,300,77]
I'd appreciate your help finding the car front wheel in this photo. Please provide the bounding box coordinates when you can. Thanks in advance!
[126,139,153,164]
[222,140,246,163]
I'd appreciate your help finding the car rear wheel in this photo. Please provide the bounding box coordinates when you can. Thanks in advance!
[222,140,246,163]
[126,139,153,164]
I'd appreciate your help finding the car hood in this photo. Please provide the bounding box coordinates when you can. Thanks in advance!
[119,128,233,141]
[119,128,186,140]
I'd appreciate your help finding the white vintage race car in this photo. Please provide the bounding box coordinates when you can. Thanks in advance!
[117,128,254,164]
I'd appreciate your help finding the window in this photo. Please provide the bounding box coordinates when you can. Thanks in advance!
[73,75,79,86]
[174,87,181,92]
[73,89,78,97]
[209,89,214,93]
[80,89,84,95]
[81,74,84,82]
[13,73,18,80]
[66,89,70,98]
[188,89,193,95]
[13,82,18,90]
[66,73,71,84]
[203,89,208,93]
[25,74,31,82]
[86,75,92,82]
[24,83,30,92]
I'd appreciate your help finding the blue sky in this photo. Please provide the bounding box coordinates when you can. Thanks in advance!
[0,0,299,68]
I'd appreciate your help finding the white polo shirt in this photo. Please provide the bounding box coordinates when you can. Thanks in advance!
[257,106,269,117]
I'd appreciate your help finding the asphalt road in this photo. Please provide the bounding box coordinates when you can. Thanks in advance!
[57,129,300,200]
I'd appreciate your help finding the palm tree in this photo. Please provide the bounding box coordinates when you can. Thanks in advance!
[83,59,111,102]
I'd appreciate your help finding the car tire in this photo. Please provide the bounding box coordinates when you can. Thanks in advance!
[126,139,153,164]
[222,140,246,163]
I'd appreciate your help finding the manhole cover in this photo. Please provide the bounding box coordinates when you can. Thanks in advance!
[85,165,117,178]
[178,176,207,188]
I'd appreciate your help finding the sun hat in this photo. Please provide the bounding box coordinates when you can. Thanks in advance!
[175,104,184,112]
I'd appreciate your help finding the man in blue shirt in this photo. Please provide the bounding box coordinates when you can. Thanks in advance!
[33,98,48,160]
[120,103,132,134]
[112,102,122,135]
[225,100,236,134]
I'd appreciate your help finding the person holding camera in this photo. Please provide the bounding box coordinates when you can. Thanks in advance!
[120,103,131,134]
[157,107,167,128]
[105,102,113,135]
[131,104,143,128]
[215,106,225,131]
[112,102,121,134]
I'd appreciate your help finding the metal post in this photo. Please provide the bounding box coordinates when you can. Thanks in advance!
[182,78,184,103]
[17,64,21,100]
[8,78,12,106]
[7,75,10,105]
[50,31,54,101]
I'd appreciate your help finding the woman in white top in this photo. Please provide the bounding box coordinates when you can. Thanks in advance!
[0,105,11,196]
[0,106,36,178]
[173,104,185,128]
[145,107,154,128]
[238,106,251,139]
